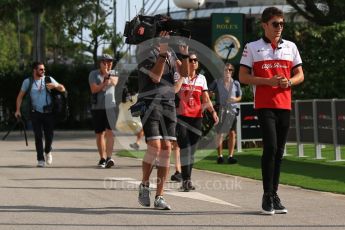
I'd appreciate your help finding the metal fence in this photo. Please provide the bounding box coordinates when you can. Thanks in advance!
[236,99,345,161]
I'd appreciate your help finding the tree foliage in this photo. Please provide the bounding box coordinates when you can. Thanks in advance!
[0,0,120,68]
[283,21,345,99]
[0,22,19,72]
[287,0,345,26]
[62,0,117,66]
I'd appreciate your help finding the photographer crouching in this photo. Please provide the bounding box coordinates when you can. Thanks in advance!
[135,30,189,210]
[15,62,66,167]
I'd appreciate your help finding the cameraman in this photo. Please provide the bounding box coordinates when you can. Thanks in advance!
[89,54,119,169]
[137,31,189,210]
[15,62,65,167]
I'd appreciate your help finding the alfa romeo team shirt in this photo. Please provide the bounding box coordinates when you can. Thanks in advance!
[177,74,208,118]
[240,37,302,110]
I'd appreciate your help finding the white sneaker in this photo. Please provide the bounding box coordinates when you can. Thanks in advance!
[154,196,171,210]
[37,160,45,167]
[46,152,53,165]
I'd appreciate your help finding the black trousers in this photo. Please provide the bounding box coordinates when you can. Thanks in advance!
[31,111,55,161]
[176,116,202,181]
[256,109,290,194]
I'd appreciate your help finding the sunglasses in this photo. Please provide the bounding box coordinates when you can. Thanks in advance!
[225,68,234,72]
[189,58,198,63]
[271,21,284,28]
[38,68,45,71]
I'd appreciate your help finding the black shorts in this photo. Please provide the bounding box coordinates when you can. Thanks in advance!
[215,116,237,134]
[91,109,112,133]
[141,101,176,141]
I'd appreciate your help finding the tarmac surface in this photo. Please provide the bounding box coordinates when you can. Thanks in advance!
[1,130,345,229]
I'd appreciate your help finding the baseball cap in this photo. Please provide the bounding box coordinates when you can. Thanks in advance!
[100,54,113,61]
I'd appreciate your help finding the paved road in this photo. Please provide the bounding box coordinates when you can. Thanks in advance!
[1,131,345,229]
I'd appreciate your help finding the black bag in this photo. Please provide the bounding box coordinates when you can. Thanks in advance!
[52,90,69,121]
[20,77,33,120]
[201,110,215,136]
[45,76,69,121]
[129,101,146,117]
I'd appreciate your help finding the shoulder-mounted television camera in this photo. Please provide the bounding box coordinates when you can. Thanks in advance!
[123,14,191,45]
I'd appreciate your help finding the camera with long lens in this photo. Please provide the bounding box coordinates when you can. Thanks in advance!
[123,14,191,45]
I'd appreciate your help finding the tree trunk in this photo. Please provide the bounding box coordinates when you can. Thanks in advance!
[33,12,43,61]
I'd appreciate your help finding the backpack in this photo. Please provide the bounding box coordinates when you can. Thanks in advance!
[20,77,33,120]
[51,90,69,121]
[45,76,69,121]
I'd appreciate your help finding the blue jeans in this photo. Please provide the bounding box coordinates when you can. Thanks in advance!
[31,111,55,161]
[256,109,290,194]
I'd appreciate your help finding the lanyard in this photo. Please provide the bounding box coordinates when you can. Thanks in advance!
[187,74,198,98]
[34,79,43,92]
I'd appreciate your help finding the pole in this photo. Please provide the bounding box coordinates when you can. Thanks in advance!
[128,0,131,63]
[142,0,145,14]
[113,0,117,59]
[33,12,42,61]
[17,7,21,68]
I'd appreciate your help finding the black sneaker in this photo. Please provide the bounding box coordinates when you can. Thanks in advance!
[97,158,106,168]
[227,156,238,164]
[261,193,274,215]
[273,193,288,214]
[171,171,182,182]
[105,158,115,168]
[180,180,196,192]
[217,156,224,164]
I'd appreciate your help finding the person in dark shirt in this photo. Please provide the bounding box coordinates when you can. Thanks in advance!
[136,32,189,210]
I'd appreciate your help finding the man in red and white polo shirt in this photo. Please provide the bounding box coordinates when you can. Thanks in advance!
[239,7,304,215]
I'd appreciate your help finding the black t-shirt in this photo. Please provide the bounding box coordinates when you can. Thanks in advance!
[137,46,177,102]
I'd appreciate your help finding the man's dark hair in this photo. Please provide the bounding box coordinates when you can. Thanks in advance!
[261,7,284,23]
[32,61,44,70]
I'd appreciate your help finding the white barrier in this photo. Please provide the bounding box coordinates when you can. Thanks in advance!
[236,99,345,161]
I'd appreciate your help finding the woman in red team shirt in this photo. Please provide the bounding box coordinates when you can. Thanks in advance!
[176,52,218,191]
